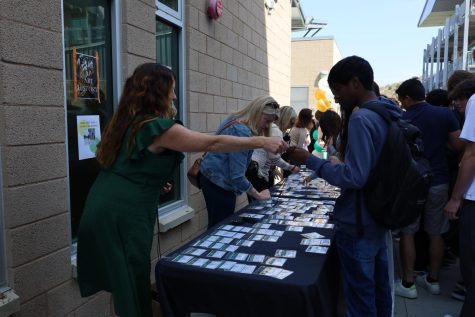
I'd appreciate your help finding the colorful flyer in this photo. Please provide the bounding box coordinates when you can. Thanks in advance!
[76,115,101,160]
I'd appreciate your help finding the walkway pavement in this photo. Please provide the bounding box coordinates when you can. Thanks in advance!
[392,238,463,317]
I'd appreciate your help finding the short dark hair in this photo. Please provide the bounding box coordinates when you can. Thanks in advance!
[426,88,450,107]
[448,78,475,100]
[328,56,374,90]
[395,78,426,101]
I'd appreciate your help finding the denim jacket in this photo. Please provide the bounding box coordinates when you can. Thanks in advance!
[200,118,254,195]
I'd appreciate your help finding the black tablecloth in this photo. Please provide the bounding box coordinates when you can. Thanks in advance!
[155,190,340,317]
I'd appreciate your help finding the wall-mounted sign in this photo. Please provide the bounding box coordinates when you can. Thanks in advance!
[77,115,101,160]
[207,0,223,19]
[72,48,101,102]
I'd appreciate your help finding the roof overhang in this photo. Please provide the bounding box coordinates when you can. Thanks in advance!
[418,0,463,27]
[291,0,306,30]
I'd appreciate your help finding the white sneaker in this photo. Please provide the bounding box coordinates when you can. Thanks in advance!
[395,280,418,299]
[416,273,441,295]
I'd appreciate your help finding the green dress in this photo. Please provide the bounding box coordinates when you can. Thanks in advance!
[77,118,184,317]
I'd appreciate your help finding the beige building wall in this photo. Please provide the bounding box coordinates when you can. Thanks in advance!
[291,37,342,111]
[0,0,292,315]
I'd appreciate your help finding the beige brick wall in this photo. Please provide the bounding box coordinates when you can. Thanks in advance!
[186,0,291,224]
[291,38,342,110]
[0,0,77,315]
[0,0,293,314]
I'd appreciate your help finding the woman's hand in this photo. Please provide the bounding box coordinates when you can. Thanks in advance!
[161,182,173,194]
[263,137,288,154]
[302,176,312,186]
[256,189,271,200]
[289,165,300,174]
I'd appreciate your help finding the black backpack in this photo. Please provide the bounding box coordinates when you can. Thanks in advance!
[357,103,432,232]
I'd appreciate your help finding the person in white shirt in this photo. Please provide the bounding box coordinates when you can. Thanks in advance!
[289,108,313,150]
[445,78,475,317]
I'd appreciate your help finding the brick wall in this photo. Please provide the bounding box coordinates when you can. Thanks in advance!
[186,0,292,225]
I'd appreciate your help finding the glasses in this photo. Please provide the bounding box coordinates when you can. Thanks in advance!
[266,102,279,109]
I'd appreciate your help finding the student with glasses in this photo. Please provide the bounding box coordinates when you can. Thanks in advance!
[247,105,299,202]
[200,96,281,228]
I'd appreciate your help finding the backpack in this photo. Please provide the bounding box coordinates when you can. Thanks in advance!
[357,103,432,232]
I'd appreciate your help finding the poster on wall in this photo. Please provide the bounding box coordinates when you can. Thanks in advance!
[73,48,101,101]
[77,115,101,160]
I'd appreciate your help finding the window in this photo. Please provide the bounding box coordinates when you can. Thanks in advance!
[63,0,114,240]
[156,0,185,214]
[156,20,180,206]
[291,86,309,113]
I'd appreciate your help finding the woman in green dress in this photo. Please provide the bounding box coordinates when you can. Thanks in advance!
[77,63,287,316]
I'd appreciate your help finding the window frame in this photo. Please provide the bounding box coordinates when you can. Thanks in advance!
[155,0,187,217]
[155,0,182,27]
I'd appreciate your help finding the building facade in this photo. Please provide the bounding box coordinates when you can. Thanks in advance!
[290,37,341,113]
[0,0,297,315]
[419,0,475,90]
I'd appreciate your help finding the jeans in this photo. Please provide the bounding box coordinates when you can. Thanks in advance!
[336,230,392,317]
[200,174,236,229]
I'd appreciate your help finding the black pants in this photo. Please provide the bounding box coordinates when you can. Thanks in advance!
[459,200,475,317]
[200,174,236,229]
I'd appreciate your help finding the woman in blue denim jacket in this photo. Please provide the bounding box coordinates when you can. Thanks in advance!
[200,96,280,228]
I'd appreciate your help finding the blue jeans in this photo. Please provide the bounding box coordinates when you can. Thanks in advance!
[200,174,236,229]
[336,230,392,317]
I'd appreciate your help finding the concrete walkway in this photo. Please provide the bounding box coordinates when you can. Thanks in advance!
[393,239,463,317]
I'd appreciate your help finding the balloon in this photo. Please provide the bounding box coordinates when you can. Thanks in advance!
[315,88,332,112]
[315,88,326,100]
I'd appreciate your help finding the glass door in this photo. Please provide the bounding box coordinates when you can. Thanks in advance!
[63,0,114,240]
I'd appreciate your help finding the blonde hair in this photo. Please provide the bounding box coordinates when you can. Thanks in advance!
[231,96,278,136]
[276,106,297,132]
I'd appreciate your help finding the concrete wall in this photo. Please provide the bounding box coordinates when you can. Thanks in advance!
[291,37,342,110]
[0,0,292,315]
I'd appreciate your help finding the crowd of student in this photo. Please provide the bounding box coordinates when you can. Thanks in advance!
[73,58,474,317]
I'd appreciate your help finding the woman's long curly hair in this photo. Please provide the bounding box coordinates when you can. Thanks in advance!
[96,63,175,168]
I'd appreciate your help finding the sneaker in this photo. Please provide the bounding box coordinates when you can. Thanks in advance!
[416,273,441,295]
[451,288,466,301]
[395,280,418,299]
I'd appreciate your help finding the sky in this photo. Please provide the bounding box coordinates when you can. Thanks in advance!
[293,0,441,86]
